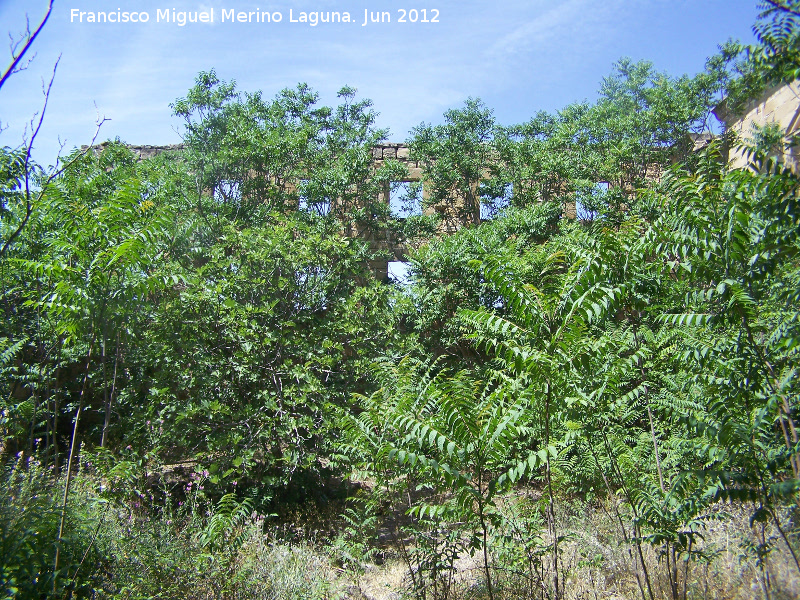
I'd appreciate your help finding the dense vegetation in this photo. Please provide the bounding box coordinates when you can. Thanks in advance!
[1,1,799,598]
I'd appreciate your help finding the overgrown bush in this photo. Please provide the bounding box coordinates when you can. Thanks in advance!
[0,454,105,598]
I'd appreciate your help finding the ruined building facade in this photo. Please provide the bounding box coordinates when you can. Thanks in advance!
[713,80,800,170]
[109,81,800,279]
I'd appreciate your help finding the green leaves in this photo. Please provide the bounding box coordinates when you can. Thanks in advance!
[502,446,558,485]
[199,493,254,551]
[174,74,392,230]
[408,98,499,226]
[142,213,401,496]
[345,357,540,599]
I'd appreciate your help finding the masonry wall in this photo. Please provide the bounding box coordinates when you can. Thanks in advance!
[105,141,582,279]
[715,81,800,169]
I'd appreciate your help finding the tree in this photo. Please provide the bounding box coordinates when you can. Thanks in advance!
[461,227,630,600]
[404,201,560,358]
[346,358,539,600]
[494,103,599,215]
[494,59,726,224]
[135,209,402,500]
[408,98,498,228]
[172,73,405,233]
[722,1,800,117]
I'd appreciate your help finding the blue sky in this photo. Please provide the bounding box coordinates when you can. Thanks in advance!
[1,1,759,167]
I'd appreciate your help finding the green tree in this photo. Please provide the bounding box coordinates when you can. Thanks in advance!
[346,359,541,600]
[408,98,499,228]
[137,212,401,500]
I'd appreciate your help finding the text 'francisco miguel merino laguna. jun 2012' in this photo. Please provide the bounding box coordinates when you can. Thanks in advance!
[69,7,441,27]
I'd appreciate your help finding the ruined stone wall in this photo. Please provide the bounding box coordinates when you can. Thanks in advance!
[81,142,185,159]
[126,144,186,159]
[714,81,800,169]
[364,144,422,279]
[106,140,546,278]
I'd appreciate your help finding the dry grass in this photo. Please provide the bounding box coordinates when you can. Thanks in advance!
[340,498,800,600]
[555,501,799,600]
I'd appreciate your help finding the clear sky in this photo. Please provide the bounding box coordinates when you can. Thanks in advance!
[1,0,760,167]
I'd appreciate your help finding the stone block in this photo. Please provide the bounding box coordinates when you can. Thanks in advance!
[406,167,423,181]
[774,103,798,125]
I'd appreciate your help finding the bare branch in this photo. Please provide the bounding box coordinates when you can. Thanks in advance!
[0,55,109,259]
[0,0,54,92]
[6,18,39,79]
[0,56,58,258]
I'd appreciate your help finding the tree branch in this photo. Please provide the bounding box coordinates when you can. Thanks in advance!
[0,0,54,92]
[0,60,109,259]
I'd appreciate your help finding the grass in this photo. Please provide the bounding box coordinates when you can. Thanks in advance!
[1,455,798,599]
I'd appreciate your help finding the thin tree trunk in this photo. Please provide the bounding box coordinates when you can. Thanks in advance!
[100,330,107,447]
[771,510,800,575]
[53,368,60,471]
[54,340,93,591]
[647,402,665,492]
[682,538,692,600]
[666,544,679,600]
[478,490,495,600]
[601,429,655,600]
[634,331,665,493]
[544,380,560,600]
[588,441,649,600]
[744,322,799,479]
[44,366,57,467]
[101,331,120,448]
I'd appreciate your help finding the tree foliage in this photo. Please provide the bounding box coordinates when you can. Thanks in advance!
[1,2,800,597]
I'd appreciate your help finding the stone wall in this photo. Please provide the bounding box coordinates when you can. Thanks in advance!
[714,81,800,169]
[371,143,421,179]
[104,141,558,279]
[81,142,185,159]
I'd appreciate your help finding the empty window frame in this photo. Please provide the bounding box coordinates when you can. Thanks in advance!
[389,181,423,218]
